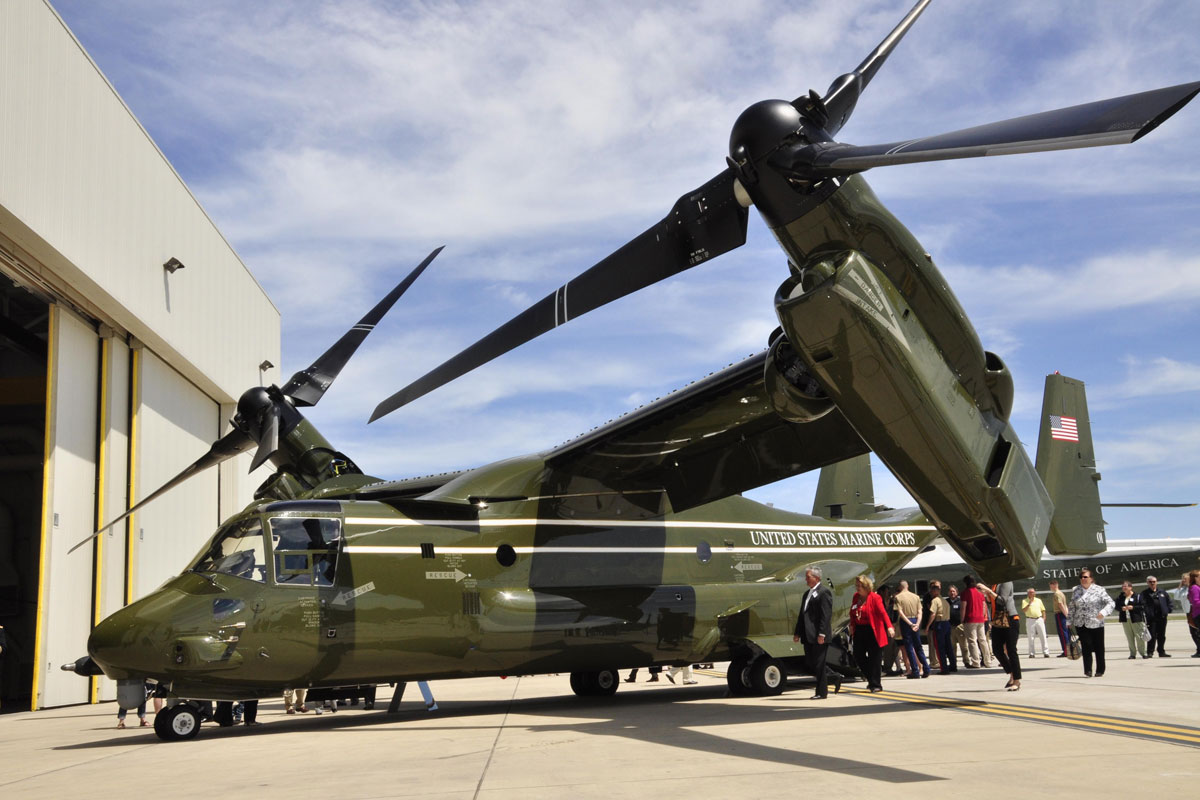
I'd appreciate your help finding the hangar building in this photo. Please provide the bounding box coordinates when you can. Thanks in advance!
[1,0,281,711]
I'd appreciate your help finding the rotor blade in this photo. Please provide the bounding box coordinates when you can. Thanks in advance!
[1100,503,1197,508]
[813,0,932,136]
[69,429,254,554]
[281,246,445,407]
[806,81,1200,175]
[249,405,280,472]
[369,169,748,421]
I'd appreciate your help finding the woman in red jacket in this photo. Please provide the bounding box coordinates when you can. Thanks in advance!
[849,574,895,692]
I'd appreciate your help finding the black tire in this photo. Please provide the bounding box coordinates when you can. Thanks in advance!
[154,704,201,741]
[591,669,619,696]
[569,672,593,696]
[726,658,752,696]
[748,656,785,696]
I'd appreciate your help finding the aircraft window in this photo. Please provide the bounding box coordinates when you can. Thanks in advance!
[270,517,341,586]
[193,519,267,582]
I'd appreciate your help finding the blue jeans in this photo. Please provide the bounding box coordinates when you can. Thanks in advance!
[901,617,929,675]
[933,620,954,670]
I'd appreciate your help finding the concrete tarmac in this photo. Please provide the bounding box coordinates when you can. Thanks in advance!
[1,618,1197,798]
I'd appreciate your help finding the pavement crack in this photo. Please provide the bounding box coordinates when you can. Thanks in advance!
[471,676,521,800]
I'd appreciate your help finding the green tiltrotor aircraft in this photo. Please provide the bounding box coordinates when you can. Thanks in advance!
[64,0,1199,740]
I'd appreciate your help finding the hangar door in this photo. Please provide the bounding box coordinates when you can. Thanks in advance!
[34,305,99,709]
[131,350,220,601]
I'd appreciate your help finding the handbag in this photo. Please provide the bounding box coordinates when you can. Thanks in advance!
[1068,629,1082,660]
[1142,626,1152,643]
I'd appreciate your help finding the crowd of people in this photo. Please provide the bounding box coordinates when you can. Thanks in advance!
[840,568,1200,691]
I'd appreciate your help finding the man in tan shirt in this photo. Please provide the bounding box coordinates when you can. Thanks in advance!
[925,581,953,672]
[1050,579,1071,657]
[894,581,930,678]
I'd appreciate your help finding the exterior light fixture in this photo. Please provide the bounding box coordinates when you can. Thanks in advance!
[163,257,185,273]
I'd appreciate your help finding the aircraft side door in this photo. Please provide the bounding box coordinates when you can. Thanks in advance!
[261,516,343,682]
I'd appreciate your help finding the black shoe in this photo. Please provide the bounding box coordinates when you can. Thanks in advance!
[1191,652,1200,658]
[869,686,883,693]
[809,694,828,700]
[1084,672,1092,677]
[1128,655,1137,659]
[833,677,842,694]
[648,676,658,682]
[1160,653,1171,658]
[1096,672,1104,677]
[906,674,919,679]
[921,671,930,678]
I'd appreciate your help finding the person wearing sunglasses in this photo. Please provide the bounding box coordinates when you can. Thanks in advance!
[1069,569,1115,677]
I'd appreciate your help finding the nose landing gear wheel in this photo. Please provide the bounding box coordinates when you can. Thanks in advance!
[154,703,201,741]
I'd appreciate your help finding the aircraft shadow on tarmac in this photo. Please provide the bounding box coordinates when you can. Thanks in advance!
[55,680,944,783]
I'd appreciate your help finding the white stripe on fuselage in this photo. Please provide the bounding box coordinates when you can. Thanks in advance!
[343,545,916,555]
[344,517,935,533]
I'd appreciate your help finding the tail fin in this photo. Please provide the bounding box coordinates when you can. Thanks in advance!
[812,454,876,519]
[1036,373,1106,555]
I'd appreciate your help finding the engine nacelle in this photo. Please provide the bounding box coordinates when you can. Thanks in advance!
[984,351,1013,422]
[763,331,835,423]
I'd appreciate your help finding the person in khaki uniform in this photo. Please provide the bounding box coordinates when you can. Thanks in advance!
[894,581,930,678]
[925,581,953,673]
[1050,580,1071,657]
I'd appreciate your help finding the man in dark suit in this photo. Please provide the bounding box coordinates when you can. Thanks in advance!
[794,567,834,699]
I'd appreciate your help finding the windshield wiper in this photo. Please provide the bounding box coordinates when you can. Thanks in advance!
[187,569,223,589]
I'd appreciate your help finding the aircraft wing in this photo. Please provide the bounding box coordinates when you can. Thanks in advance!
[539,351,870,513]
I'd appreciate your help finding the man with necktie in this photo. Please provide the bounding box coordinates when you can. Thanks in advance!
[795,566,835,699]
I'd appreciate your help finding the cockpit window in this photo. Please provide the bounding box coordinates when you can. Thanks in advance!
[270,517,341,587]
[193,518,267,582]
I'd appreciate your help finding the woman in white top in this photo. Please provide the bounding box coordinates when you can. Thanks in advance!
[1069,568,1115,677]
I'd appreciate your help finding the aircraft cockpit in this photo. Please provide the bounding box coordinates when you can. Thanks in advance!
[191,517,268,582]
[189,513,342,587]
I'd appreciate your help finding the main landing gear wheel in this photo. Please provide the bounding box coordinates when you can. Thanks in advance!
[154,704,201,741]
[726,658,752,696]
[747,656,785,696]
[569,669,620,697]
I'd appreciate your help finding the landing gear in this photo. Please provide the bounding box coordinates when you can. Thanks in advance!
[726,657,752,696]
[154,703,202,741]
[569,669,620,697]
[747,656,785,696]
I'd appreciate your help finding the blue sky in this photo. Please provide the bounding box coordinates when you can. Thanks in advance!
[50,0,1200,540]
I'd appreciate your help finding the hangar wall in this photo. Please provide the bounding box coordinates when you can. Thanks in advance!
[0,0,282,710]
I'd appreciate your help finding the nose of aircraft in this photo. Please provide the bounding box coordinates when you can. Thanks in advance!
[88,588,190,679]
[89,604,151,680]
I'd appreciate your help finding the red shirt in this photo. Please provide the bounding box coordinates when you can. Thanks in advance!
[963,586,986,623]
[850,591,891,647]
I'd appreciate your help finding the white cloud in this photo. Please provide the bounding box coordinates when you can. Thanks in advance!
[946,250,1200,325]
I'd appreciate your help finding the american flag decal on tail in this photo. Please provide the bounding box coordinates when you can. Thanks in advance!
[1049,415,1079,442]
